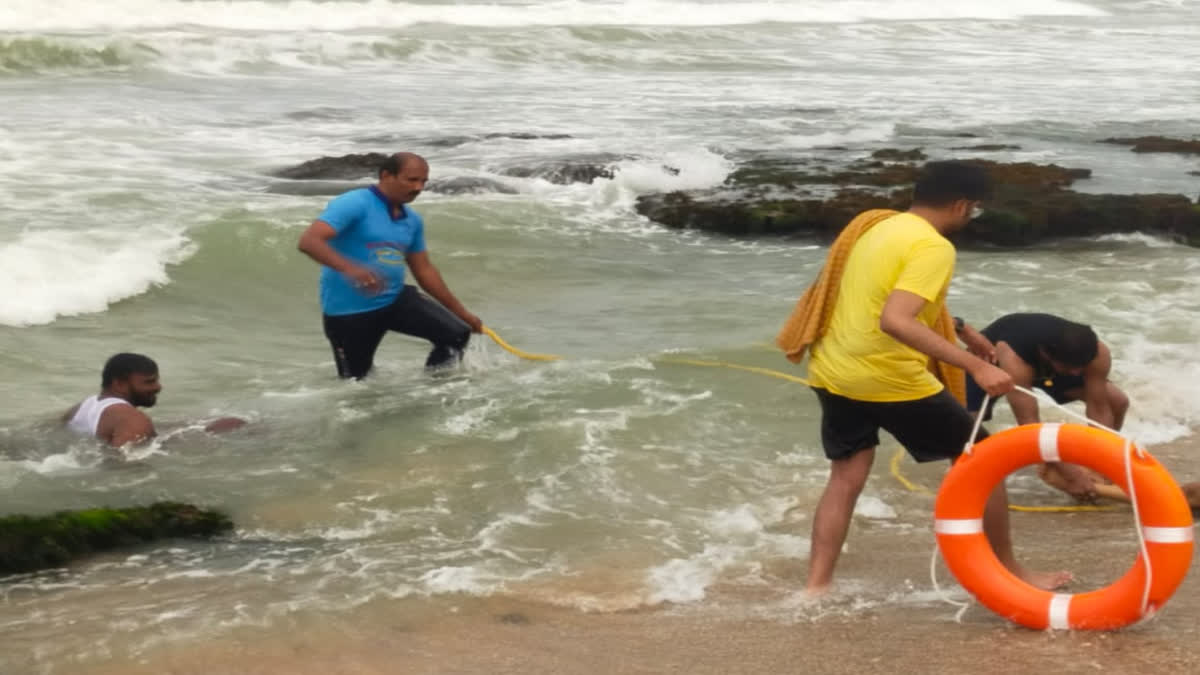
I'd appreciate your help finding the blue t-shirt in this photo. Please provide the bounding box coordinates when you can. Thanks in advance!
[316,186,427,316]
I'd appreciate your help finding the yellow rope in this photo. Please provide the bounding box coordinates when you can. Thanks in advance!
[887,448,1119,513]
[476,336,1121,515]
[657,357,812,385]
[482,326,562,362]
[888,447,934,495]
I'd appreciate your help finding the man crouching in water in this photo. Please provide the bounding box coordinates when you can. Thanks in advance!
[63,353,244,449]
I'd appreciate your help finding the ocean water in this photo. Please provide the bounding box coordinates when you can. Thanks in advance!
[2,0,1200,671]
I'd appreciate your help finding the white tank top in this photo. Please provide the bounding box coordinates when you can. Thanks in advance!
[67,395,132,437]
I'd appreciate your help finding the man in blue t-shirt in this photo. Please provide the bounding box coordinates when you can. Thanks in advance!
[298,152,482,379]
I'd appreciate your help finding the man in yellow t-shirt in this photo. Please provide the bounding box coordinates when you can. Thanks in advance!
[803,161,1072,596]
[808,211,955,402]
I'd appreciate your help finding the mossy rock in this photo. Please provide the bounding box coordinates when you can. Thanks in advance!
[0,502,233,576]
[635,153,1200,247]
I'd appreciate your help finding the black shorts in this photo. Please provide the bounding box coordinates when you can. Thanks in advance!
[322,285,471,379]
[965,373,1085,420]
[812,387,988,463]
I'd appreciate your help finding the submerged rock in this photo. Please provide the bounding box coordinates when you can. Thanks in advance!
[872,148,927,161]
[425,132,575,148]
[272,153,389,180]
[427,176,518,195]
[499,154,627,184]
[635,151,1200,248]
[0,502,233,575]
[951,144,1022,151]
[1101,136,1200,155]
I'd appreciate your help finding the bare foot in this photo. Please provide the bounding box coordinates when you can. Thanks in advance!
[803,583,831,598]
[1017,568,1073,591]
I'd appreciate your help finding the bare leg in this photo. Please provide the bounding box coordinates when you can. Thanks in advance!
[1108,383,1129,430]
[805,448,875,595]
[1035,382,1130,499]
[984,480,1073,590]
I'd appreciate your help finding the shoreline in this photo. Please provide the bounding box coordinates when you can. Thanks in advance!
[77,431,1200,675]
[21,437,1200,675]
[77,587,1200,675]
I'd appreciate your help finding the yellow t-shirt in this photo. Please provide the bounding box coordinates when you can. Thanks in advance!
[807,212,955,402]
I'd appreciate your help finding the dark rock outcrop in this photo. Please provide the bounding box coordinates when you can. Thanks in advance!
[0,502,233,575]
[272,153,389,180]
[635,152,1200,248]
[1102,136,1200,155]
[499,154,627,184]
[272,151,619,187]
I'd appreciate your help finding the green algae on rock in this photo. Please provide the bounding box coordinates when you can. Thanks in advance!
[0,502,233,576]
[635,152,1200,248]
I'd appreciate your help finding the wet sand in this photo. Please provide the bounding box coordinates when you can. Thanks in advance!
[78,586,1200,675]
[79,515,1200,675]
[67,437,1200,674]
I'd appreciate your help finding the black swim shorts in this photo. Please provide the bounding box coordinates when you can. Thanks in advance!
[812,387,988,463]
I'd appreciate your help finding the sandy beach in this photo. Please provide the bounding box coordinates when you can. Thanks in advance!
[79,582,1200,675]
[78,438,1200,675]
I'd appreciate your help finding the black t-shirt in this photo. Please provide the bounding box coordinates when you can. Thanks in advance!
[980,312,1078,381]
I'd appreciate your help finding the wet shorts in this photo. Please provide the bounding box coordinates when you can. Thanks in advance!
[812,387,988,463]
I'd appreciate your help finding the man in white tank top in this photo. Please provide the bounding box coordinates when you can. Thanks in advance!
[63,353,161,447]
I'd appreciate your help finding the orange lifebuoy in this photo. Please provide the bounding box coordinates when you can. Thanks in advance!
[935,423,1194,630]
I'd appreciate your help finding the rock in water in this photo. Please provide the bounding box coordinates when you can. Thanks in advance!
[0,502,234,575]
[272,153,390,180]
[634,153,1200,248]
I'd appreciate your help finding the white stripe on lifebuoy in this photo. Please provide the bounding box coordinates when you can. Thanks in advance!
[1038,423,1062,463]
[934,518,984,535]
[1142,526,1195,544]
[1048,593,1072,630]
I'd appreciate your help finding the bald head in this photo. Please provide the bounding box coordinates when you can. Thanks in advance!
[379,152,427,178]
[376,152,430,205]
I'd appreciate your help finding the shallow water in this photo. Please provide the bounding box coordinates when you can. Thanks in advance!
[2,0,1200,671]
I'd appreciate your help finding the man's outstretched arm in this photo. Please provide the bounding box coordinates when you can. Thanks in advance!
[406,251,482,332]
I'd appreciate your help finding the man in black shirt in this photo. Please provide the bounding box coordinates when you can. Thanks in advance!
[958,313,1128,502]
